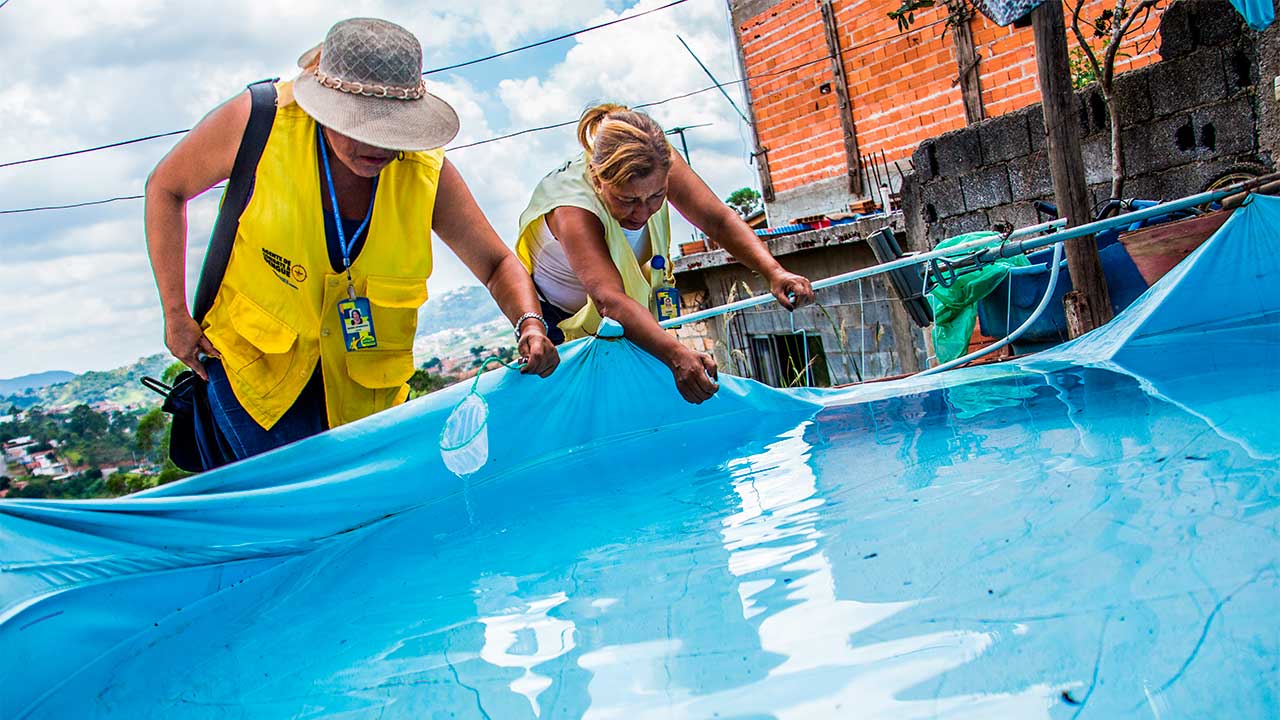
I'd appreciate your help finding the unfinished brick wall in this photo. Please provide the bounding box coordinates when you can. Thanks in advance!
[733,0,1164,215]
[836,3,964,170]
[738,0,848,193]
[971,3,1165,117]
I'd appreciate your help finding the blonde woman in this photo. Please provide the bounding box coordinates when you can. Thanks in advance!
[516,104,814,404]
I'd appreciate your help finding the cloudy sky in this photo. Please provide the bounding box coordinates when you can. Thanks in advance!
[0,0,761,379]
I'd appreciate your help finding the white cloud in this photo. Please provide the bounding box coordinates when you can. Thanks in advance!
[0,0,763,378]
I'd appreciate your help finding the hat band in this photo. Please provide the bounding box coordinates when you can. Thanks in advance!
[313,69,426,100]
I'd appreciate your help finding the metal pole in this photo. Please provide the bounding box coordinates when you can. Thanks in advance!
[664,124,710,168]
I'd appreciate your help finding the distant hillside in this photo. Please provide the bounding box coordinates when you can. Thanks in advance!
[414,318,514,369]
[2,354,174,410]
[418,286,504,335]
[0,371,75,396]
[1,287,505,413]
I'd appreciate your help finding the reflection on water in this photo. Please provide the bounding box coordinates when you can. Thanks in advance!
[693,426,1060,719]
[24,355,1280,719]
[476,577,576,716]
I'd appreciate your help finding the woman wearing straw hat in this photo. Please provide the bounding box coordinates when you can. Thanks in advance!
[516,104,814,404]
[145,18,558,463]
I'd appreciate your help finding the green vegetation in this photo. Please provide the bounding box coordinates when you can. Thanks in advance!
[1,362,192,499]
[725,187,762,218]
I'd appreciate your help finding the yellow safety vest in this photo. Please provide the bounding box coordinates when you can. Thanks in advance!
[202,81,442,430]
[516,154,672,341]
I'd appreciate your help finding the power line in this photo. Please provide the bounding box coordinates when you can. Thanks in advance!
[0,194,143,215]
[424,0,691,75]
[0,82,736,213]
[0,19,946,215]
[0,185,225,215]
[0,0,695,171]
[450,78,737,149]
[0,129,188,170]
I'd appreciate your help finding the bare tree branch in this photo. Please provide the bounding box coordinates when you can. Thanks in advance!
[1104,0,1157,84]
[1069,0,1104,82]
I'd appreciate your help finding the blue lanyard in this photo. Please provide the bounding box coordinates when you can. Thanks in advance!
[317,126,377,293]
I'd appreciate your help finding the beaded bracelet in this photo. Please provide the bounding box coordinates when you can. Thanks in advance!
[513,312,549,341]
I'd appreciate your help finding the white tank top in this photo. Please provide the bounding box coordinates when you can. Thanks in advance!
[530,215,650,313]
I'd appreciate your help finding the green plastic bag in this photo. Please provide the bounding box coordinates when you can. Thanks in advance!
[926,231,1030,363]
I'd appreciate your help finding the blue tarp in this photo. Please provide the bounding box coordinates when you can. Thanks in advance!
[2,197,1279,718]
[1230,0,1275,29]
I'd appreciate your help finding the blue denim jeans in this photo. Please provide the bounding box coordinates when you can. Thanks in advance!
[205,358,327,462]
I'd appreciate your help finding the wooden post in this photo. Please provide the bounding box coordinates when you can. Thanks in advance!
[819,0,864,196]
[754,148,776,203]
[1031,0,1113,335]
[949,4,986,125]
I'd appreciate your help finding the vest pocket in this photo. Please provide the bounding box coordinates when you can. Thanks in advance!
[345,349,415,390]
[221,293,300,395]
[365,275,428,350]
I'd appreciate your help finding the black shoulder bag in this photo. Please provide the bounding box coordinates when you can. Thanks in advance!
[143,80,278,472]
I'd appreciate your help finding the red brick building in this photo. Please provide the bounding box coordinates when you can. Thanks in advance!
[730,0,1164,220]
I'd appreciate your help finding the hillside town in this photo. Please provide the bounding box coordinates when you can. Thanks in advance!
[0,403,168,498]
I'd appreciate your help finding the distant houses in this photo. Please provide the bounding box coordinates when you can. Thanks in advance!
[3,435,72,481]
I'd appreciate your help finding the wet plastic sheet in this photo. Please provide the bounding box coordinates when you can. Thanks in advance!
[2,198,1279,718]
[1230,0,1275,29]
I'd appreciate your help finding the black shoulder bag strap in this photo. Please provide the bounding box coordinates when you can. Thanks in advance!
[190,79,279,324]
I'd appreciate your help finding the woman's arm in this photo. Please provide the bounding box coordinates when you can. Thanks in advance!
[665,152,815,310]
[547,206,718,404]
[432,159,558,377]
[144,91,250,379]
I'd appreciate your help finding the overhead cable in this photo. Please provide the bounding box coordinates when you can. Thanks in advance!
[0,18,946,214]
[0,185,225,215]
[424,0,691,75]
[0,130,189,170]
[0,194,144,215]
[0,0,695,170]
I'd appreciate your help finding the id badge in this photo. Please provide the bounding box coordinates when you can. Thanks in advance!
[654,285,682,322]
[338,297,378,351]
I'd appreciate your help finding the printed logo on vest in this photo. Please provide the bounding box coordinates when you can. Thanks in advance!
[262,248,305,289]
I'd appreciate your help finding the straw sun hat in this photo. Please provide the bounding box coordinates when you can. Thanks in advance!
[293,18,460,152]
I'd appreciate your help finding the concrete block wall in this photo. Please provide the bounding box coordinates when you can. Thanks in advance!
[731,0,1164,222]
[901,0,1273,248]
